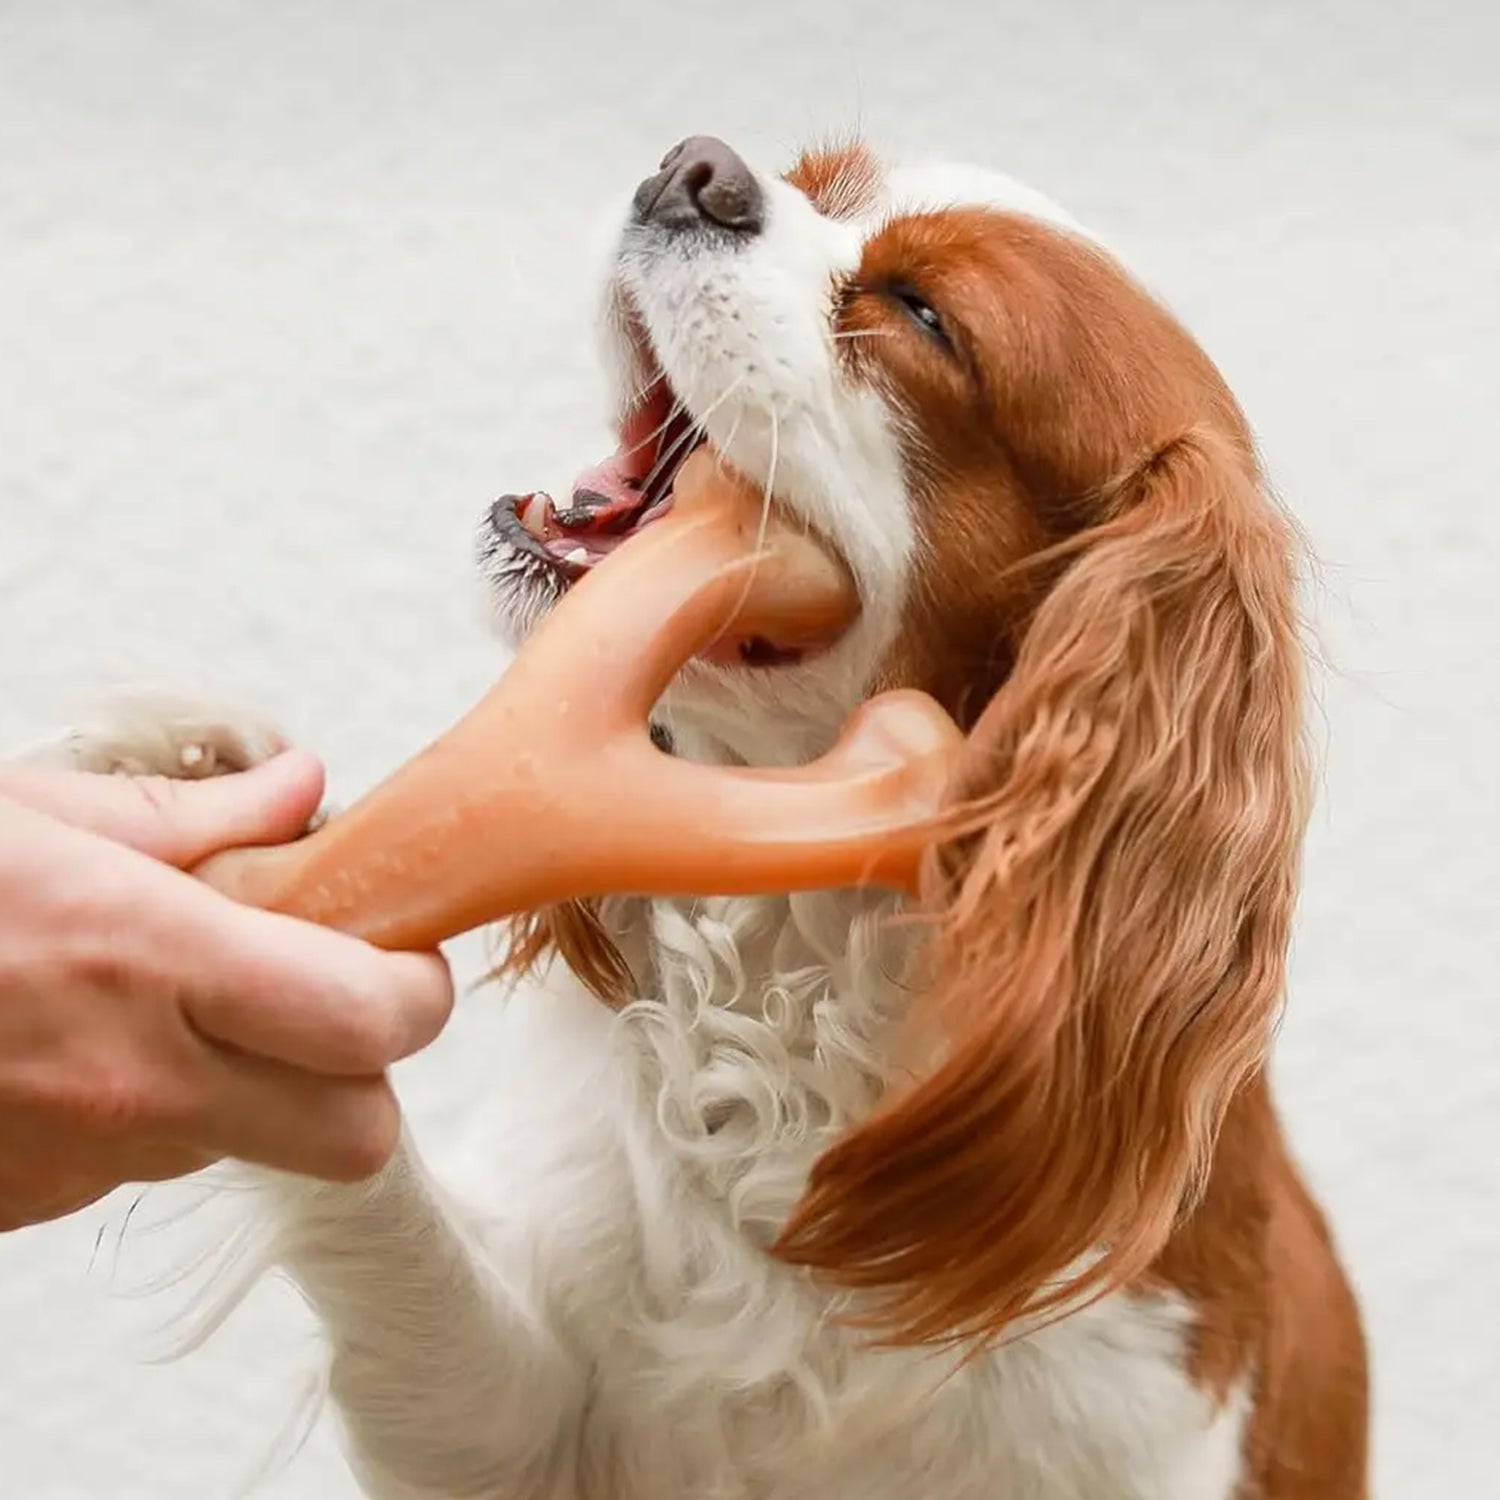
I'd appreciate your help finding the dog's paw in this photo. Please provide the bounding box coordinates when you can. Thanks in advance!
[16,689,292,782]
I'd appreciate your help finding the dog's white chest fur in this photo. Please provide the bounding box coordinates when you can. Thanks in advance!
[270,888,1245,1500]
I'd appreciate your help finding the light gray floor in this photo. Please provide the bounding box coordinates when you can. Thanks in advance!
[1,2,1495,1495]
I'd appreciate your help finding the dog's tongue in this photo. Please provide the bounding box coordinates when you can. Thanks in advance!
[519,387,695,554]
[510,449,660,567]
[559,454,649,534]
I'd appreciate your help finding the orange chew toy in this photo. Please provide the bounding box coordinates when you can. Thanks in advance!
[195,452,964,949]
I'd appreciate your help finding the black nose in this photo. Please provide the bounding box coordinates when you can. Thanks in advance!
[632,136,764,236]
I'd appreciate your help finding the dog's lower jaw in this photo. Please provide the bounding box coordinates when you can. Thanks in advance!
[473,524,564,654]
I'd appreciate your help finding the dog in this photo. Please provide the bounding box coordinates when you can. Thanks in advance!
[42,135,1367,1498]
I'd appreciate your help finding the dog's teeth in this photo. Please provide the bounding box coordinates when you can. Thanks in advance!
[518,493,551,538]
[564,547,590,565]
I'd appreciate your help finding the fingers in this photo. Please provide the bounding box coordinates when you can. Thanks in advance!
[0,751,327,869]
[183,901,454,1075]
[3,755,455,1073]
[173,906,448,1176]
[191,1051,403,1182]
[6,791,455,1078]
[0,781,447,1211]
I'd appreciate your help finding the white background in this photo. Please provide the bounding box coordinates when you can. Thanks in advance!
[1,2,1495,1495]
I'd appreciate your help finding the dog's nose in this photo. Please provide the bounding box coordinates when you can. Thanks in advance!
[632,136,764,236]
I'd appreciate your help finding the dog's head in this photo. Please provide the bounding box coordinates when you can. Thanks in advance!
[480,137,1312,1344]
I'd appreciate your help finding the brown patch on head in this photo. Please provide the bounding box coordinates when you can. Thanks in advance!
[785,140,882,220]
[836,206,1251,724]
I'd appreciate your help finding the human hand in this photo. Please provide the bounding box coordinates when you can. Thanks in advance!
[0,752,453,1230]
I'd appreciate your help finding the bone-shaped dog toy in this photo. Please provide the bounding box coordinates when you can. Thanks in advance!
[194,451,965,949]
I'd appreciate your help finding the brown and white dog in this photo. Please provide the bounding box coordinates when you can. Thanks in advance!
[54,136,1368,1498]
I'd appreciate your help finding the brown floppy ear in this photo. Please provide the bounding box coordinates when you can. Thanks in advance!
[775,426,1312,1345]
[495,901,634,1005]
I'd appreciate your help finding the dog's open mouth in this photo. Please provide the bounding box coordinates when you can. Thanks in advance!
[490,378,699,583]
[489,371,832,667]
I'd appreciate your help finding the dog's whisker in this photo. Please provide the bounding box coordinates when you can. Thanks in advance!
[619,396,693,465]
[760,409,780,545]
[636,375,749,495]
[693,374,749,427]
[638,414,703,495]
[717,406,746,468]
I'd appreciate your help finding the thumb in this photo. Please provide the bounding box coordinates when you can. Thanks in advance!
[0,750,327,868]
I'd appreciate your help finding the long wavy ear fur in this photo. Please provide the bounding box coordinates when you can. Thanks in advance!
[496,901,634,1006]
[775,427,1313,1346]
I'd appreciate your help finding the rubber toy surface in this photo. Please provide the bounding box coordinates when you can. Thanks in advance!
[195,452,964,950]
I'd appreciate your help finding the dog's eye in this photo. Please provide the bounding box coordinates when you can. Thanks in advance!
[887,283,951,349]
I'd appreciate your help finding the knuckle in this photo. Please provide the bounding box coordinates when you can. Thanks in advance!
[23,1020,199,1145]
[57,1062,152,1138]
[142,1068,207,1134]
[69,939,145,996]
